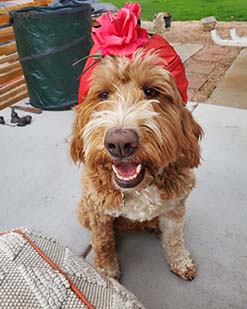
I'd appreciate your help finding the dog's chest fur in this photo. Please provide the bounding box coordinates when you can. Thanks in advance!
[104,184,186,222]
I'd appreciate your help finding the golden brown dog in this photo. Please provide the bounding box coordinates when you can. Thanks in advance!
[70,49,203,281]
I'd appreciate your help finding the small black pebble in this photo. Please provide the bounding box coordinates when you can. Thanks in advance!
[11,116,21,124]
[17,118,28,127]
[10,107,21,123]
[0,116,5,125]
[23,115,32,124]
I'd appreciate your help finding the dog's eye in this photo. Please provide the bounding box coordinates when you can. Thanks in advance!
[143,88,158,99]
[99,91,109,100]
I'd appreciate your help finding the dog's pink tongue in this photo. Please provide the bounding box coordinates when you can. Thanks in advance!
[115,163,137,177]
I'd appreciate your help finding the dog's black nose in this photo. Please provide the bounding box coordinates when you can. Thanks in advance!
[104,128,139,159]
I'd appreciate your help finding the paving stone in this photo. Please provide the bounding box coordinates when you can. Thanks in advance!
[186,73,208,89]
[187,88,196,100]
[203,46,229,55]
[186,61,216,74]
[194,52,224,62]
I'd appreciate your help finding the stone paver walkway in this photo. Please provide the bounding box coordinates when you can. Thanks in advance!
[185,45,241,102]
[143,21,247,108]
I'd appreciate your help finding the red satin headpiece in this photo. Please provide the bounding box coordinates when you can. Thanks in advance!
[78,3,188,104]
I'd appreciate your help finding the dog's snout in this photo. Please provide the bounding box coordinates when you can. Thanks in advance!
[104,128,139,158]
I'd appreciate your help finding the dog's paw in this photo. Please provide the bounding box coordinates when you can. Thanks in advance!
[169,253,196,281]
[96,259,121,280]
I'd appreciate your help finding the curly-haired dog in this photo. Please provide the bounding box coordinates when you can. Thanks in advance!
[70,43,203,280]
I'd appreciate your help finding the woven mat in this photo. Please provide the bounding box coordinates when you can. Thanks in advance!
[0,228,145,309]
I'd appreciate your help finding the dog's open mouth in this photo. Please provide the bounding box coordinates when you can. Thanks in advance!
[112,162,145,188]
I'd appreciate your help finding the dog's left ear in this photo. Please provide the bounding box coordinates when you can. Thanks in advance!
[178,106,203,168]
[70,104,85,164]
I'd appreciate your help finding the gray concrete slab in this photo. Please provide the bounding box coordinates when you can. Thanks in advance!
[172,43,203,63]
[1,102,247,308]
[116,104,247,309]
[207,48,247,109]
[141,21,203,63]
[84,103,247,308]
[0,105,90,253]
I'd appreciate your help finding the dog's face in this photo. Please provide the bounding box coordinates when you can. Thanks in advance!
[71,50,203,190]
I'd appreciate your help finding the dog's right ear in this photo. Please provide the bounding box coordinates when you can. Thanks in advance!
[70,104,85,164]
[178,106,203,169]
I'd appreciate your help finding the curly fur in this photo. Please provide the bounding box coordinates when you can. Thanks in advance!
[71,49,203,280]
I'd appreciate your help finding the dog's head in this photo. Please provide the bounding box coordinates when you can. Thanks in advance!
[71,50,203,190]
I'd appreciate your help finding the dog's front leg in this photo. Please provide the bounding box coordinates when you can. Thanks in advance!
[159,199,196,280]
[91,214,120,279]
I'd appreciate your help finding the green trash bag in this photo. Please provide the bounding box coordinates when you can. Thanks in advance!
[10,3,93,110]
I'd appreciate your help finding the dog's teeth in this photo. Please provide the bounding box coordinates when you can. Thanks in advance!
[112,165,123,179]
[117,174,125,181]
[113,167,124,180]
[112,165,117,174]
[136,164,142,174]
[113,164,142,182]
[130,173,138,180]
[118,174,124,180]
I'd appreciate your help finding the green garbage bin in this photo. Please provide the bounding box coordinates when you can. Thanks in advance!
[10,3,92,110]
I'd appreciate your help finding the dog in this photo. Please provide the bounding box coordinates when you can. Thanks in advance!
[70,42,203,280]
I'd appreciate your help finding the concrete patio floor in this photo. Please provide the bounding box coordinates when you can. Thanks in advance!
[0,102,247,308]
[207,48,247,109]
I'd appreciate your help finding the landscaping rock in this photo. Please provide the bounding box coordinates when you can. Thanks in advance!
[153,12,166,34]
[201,16,217,31]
